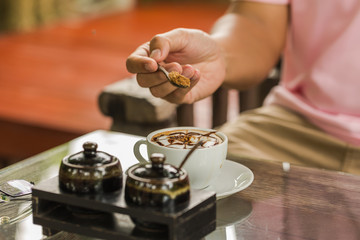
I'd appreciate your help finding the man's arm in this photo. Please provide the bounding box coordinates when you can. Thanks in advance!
[211,1,288,89]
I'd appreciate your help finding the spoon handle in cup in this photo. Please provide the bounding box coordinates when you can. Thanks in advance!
[178,140,204,170]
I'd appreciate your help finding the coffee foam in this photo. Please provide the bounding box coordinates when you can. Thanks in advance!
[151,130,223,149]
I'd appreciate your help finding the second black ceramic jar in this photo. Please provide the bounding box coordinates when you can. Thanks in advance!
[125,153,190,229]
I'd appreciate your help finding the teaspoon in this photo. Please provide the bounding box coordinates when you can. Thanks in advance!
[178,140,204,170]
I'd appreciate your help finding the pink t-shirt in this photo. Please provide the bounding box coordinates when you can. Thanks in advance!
[245,0,360,146]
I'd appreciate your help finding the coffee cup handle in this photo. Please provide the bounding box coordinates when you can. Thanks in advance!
[133,139,148,164]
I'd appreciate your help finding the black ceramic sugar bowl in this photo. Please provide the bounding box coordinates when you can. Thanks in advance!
[59,142,122,194]
[125,153,190,229]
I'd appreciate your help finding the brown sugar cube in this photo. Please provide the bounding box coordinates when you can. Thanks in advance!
[168,71,191,88]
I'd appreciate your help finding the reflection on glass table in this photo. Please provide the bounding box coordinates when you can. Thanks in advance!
[206,196,252,240]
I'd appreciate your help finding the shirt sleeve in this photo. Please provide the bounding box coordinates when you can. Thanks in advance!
[240,0,289,4]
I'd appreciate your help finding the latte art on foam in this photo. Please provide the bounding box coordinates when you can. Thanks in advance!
[151,130,223,149]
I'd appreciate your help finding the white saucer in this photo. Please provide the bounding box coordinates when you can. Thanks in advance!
[204,160,254,200]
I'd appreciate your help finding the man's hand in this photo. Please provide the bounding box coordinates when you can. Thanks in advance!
[126,28,226,104]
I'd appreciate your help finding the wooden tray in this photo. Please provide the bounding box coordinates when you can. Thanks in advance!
[32,176,216,240]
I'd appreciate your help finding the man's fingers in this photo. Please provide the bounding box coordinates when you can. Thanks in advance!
[182,64,201,82]
[149,35,171,63]
[126,43,158,73]
[128,29,193,74]
[136,63,180,88]
[148,29,190,63]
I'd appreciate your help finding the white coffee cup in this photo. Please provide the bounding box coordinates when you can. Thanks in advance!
[133,127,228,189]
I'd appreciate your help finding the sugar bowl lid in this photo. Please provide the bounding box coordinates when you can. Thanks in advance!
[129,153,184,181]
[66,142,114,167]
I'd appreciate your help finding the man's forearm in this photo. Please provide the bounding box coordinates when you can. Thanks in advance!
[211,1,288,90]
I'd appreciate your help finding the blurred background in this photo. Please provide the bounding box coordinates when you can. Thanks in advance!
[0,0,233,168]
